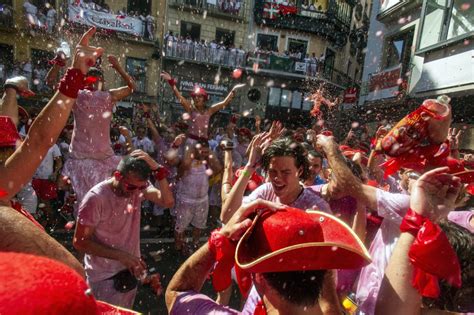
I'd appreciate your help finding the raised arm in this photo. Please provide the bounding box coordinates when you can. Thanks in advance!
[375,167,461,315]
[221,145,234,203]
[317,135,378,210]
[108,55,137,102]
[161,71,192,113]
[1,76,34,126]
[130,150,175,209]
[166,199,285,312]
[220,133,267,223]
[208,83,245,116]
[0,27,103,202]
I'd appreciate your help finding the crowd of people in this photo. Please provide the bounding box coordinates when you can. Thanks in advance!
[164,31,326,77]
[0,27,472,314]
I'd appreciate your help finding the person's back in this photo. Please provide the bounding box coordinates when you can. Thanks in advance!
[69,89,115,160]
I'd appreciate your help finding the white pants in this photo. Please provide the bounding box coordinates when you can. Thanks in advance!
[88,278,137,309]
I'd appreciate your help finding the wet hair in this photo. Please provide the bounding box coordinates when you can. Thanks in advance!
[262,270,326,306]
[196,139,210,148]
[261,137,310,180]
[422,220,474,312]
[117,155,151,180]
[308,150,323,161]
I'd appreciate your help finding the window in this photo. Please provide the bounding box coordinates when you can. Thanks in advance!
[323,48,335,77]
[268,87,305,108]
[418,0,474,51]
[0,44,13,84]
[383,30,414,70]
[216,28,235,46]
[287,38,308,58]
[280,90,291,108]
[291,91,302,109]
[127,0,151,16]
[126,57,147,93]
[268,87,281,106]
[256,34,278,52]
[180,21,201,41]
[302,93,312,111]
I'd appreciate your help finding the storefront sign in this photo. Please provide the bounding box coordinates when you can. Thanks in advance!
[68,4,143,36]
[366,66,401,101]
[179,80,229,96]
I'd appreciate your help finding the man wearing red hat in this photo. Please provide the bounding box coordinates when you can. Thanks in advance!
[165,199,371,314]
[0,27,103,277]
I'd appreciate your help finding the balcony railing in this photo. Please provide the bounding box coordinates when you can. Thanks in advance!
[254,0,353,47]
[163,42,354,88]
[0,5,14,29]
[245,52,353,87]
[169,0,246,20]
[163,40,247,68]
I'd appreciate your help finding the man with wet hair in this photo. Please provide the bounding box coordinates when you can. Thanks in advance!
[73,150,174,308]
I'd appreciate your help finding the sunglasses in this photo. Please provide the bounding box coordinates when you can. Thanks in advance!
[121,180,148,191]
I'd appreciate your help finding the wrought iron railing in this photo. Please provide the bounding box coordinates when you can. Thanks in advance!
[170,0,246,19]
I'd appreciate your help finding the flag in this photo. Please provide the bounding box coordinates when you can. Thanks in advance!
[263,2,279,19]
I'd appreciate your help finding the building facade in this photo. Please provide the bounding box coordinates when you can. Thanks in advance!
[358,0,474,148]
[0,0,164,113]
[161,0,371,129]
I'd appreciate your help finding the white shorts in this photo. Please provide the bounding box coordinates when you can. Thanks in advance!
[174,197,209,233]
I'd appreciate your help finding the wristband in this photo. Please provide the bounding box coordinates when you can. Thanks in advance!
[208,229,236,292]
[400,208,461,298]
[48,57,66,68]
[167,78,176,87]
[241,169,251,178]
[58,68,85,99]
[143,112,151,119]
[153,166,170,181]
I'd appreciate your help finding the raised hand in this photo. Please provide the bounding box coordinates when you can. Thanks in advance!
[160,71,172,81]
[107,54,120,68]
[130,149,160,171]
[409,167,461,221]
[71,27,104,75]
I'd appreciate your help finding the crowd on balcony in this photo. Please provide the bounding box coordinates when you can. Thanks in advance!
[163,31,326,77]
[164,31,247,67]
[0,58,51,94]
[71,0,156,40]
[23,0,57,33]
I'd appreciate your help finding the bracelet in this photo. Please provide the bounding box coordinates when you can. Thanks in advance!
[241,169,251,178]
[58,68,85,99]
[167,78,176,87]
[208,229,236,292]
[153,166,170,181]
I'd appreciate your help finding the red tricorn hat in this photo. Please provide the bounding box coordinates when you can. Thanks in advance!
[235,208,371,273]
[190,85,209,101]
[0,252,139,314]
[0,116,20,147]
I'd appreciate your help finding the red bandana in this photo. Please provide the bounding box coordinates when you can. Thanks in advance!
[400,208,462,298]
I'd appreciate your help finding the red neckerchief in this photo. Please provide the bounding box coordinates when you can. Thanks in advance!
[400,208,461,298]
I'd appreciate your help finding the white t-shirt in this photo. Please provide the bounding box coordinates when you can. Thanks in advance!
[33,144,61,180]
[132,136,154,155]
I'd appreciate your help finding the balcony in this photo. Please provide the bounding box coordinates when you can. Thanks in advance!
[0,4,14,29]
[245,52,353,88]
[254,0,354,47]
[163,40,247,68]
[162,41,354,88]
[169,0,246,21]
[64,2,156,42]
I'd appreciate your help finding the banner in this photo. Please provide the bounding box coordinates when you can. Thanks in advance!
[366,65,401,101]
[68,4,143,36]
[179,79,229,96]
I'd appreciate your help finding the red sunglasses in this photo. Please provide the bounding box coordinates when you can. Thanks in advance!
[122,181,148,191]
